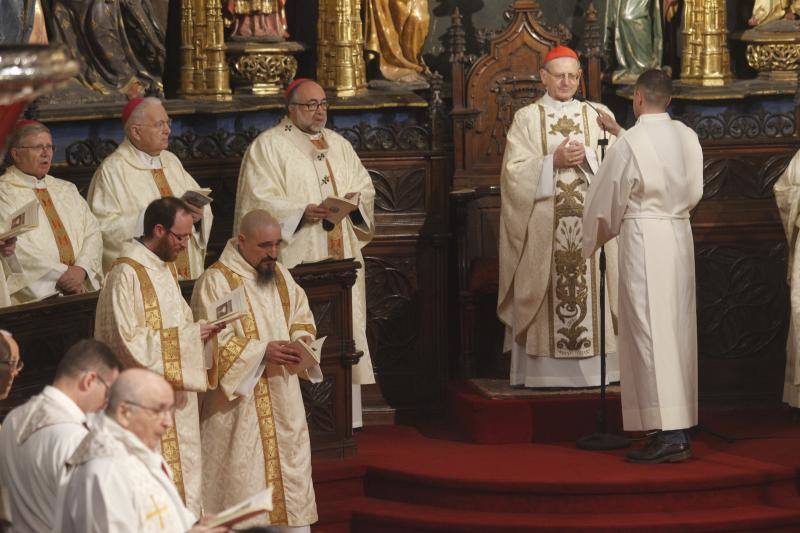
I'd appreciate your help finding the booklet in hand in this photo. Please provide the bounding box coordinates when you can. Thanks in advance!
[287,336,326,375]
[182,188,213,208]
[0,200,39,241]
[209,286,248,327]
[319,193,359,225]
[204,487,273,528]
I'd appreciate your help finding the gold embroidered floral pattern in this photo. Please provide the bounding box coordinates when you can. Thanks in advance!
[33,188,76,265]
[290,323,317,337]
[548,114,582,138]
[553,220,590,351]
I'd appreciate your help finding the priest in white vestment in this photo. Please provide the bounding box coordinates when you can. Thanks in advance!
[0,121,103,305]
[234,79,375,426]
[0,331,21,530]
[94,197,222,514]
[583,69,702,463]
[0,239,18,307]
[88,97,212,279]
[192,210,318,531]
[0,339,121,532]
[498,45,620,387]
[56,369,225,533]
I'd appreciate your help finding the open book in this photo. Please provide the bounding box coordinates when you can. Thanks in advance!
[208,286,248,327]
[287,336,326,375]
[181,187,213,208]
[319,193,359,225]
[0,200,39,241]
[204,487,273,528]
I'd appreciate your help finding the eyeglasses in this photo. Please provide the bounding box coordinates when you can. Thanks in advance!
[124,400,176,418]
[290,101,329,112]
[16,144,55,153]
[95,373,111,398]
[545,70,581,83]
[0,359,23,373]
[168,230,191,243]
[136,119,172,130]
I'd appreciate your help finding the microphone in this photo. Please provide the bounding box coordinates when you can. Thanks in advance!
[574,94,608,147]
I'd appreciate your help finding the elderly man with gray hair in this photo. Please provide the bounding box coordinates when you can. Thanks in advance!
[87,97,213,279]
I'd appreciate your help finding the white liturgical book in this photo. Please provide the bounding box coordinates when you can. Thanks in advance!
[0,200,39,241]
[208,286,248,327]
[288,336,325,382]
[181,188,213,207]
[319,193,359,225]
[204,487,273,528]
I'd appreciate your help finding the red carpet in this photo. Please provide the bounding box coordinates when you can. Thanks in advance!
[312,405,800,532]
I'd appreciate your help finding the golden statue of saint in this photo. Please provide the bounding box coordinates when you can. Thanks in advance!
[226,0,288,41]
[749,0,800,26]
[364,0,430,83]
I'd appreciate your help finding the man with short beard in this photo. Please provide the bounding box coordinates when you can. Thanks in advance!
[191,209,318,531]
[94,197,222,514]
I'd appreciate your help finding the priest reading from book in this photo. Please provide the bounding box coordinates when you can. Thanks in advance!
[88,97,213,280]
[0,340,121,532]
[498,44,622,388]
[94,197,223,514]
[55,369,227,533]
[0,120,103,305]
[191,209,319,531]
[233,78,375,427]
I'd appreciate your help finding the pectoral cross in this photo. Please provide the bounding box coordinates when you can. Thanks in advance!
[145,495,168,529]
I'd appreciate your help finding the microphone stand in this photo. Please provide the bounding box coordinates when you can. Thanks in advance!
[576,101,630,451]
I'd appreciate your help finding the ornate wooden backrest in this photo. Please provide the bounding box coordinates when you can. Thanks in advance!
[447,0,602,189]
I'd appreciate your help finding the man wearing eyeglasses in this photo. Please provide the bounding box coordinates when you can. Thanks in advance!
[88,97,213,280]
[0,339,121,532]
[0,120,104,305]
[94,197,223,515]
[56,368,226,533]
[499,45,622,388]
[233,78,376,428]
[0,330,20,531]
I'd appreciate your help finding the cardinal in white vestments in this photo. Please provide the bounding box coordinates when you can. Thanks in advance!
[0,331,21,530]
[583,69,703,464]
[88,97,212,279]
[94,197,223,513]
[0,121,103,305]
[498,45,621,387]
[0,340,121,532]
[233,78,375,426]
[192,210,318,531]
[56,369,226,533]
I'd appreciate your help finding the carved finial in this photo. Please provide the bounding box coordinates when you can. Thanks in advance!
[446,7,467,65]
[583,1,603,59]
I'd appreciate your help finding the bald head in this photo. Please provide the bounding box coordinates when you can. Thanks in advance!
[239,209,281,238]
[107,368,175,450]
[237,209,282,285]
[106,368,172,413]
[0,330,20,400]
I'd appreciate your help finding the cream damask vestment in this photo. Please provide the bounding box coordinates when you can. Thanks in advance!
[192,239,318,528]
[234,117,375,385]
[88,139,212,279]
[94,240,207,514]
[0,166,103,305]
[499,93,620,387]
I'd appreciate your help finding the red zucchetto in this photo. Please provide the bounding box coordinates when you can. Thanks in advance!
[543,45,579,65]
[284,78,312,101]
[121,97,145,125]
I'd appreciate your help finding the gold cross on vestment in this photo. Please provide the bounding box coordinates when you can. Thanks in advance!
[145,495,168,529]
[549,115,582,138]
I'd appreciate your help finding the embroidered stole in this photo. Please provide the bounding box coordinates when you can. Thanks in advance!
[111,257,186,502]
[150,169,192,279]
[32,188,76,265]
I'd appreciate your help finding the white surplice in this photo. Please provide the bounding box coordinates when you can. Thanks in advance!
[191,239,318,528]
[0,386,88,533]
[87,139,212,279]
[498,92,620,387]
[56,414,196,533]
[94,240,207,513]
[0,166,103,305]
[233,117,375,386]
[582,112,703,431]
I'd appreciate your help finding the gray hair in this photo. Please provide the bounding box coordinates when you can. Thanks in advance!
[7,123,50,150]
[124,96,165,138]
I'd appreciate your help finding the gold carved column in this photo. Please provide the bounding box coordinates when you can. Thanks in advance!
[317,0,368,96]
[180,0,232,100]
[680,0,732,86]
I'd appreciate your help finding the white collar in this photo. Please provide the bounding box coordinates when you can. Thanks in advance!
[8,166,48,189]
[541,92,578,112]
[42,385,87,424]
[127,140,163,169]
[636,112,671,124]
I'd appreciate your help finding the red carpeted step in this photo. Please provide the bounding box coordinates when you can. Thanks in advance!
[350,497,800,532]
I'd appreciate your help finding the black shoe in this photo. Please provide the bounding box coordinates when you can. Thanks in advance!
[625,438,691,464]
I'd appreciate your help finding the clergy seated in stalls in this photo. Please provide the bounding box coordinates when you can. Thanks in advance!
[498,45,622,388]
[582,69,703,464]
[87,97,213,280]
[55,369,227,533]
[0,331,21,532]
[0,120,104,305]
[94,196,223,515]
[234,78,375,428]
[191,210,318,532]
[0,339,121,532]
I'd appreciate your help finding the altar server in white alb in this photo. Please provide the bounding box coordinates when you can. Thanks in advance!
[88,97,212,279]
[582,69,703,464]
[233,78,375,426]
[0,120,103,305]
[498,44,620,388]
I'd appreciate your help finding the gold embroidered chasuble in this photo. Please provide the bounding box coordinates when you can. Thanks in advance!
[233,116,376,384]
[93,240,207,514]
[498,94,619,360]
[87,138,213,280]
[0,166,103,305]
[191,239,318,527]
